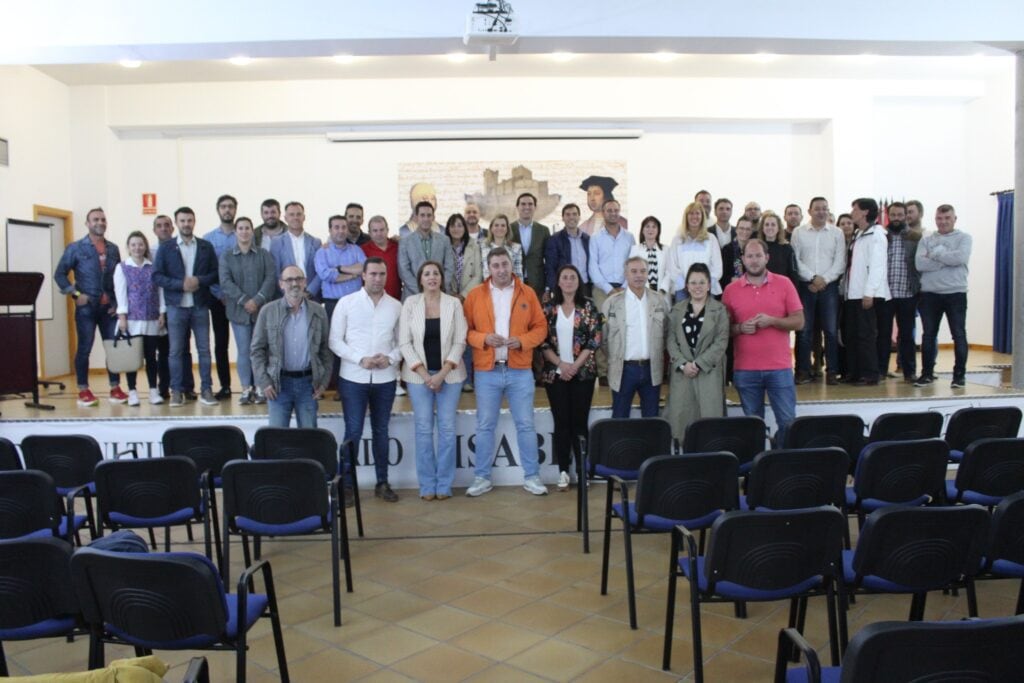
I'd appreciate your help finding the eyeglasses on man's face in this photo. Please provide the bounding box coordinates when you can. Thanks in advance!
[282,276,306,284]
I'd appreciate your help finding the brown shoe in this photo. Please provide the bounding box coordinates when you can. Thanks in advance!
[421,494,436,501]
[794,371,812,385]
[375,482,399,503]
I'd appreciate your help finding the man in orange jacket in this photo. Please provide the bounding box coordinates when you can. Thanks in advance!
[463,247,550,497]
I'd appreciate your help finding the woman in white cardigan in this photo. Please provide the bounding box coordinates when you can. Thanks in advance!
[628,215,669,294]
[399,260,468,500]
[664,202,723,302]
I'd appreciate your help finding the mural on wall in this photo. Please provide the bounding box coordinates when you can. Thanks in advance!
[397,160,628,233]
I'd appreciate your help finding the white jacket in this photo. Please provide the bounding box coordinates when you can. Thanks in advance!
[845,224,891,300]
[663,235,723,296]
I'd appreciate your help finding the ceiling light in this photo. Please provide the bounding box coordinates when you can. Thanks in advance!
[118,59,142,69]
[748,52,779,64]
[840,53,881,65]
[228,56,252,66]
[446,52,469,63]
[332,54,356,65]
[550,51,575,62]
[651,51,678,63]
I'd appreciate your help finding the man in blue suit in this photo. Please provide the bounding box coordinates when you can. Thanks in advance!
[270,201,323,299]
[544,203,591,298]
[153,206,220,407]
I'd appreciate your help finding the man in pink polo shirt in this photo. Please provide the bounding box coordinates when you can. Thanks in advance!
[722,238,804,445]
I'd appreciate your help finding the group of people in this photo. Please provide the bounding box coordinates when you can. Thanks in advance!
[55,187,971,498]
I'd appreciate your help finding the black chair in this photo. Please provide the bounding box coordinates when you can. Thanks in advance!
[845,438,949,529]
[945,406,1023,462]
[842,505,989,622]
[782,415,865,474]
[602,452,738,629]
[0,537,84,677]
[71,546,288,683]
[866,410,943,444]
[683,416,769,474]
[664,506,847,680]
[252,427,363,537]
[946,437,1024,507]
[93,456,214,563]
[20,435,106,540]
[744,448,849,511]
[579,418,673,554]
[222,458,348,626]
[0,438,22,470]
[0,469,84,543]
[979,490,1024,615]
[775,616,1024,683]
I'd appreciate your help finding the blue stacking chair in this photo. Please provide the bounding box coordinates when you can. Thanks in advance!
[845,438,949,529]
[0,438,22,471]
[683,415,769,474]
[946,437,1024,508]
[977,490,1024,616]
[945,405,1022,463]
[20,435,106,540]
[0,469,86,543]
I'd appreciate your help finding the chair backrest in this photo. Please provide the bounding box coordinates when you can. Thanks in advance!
[94,456,201,522]
[987,490,1024,566]
[867,411,943,443]
[0,470,61,539]
[634,453,738,523]
[683,416,768,471]
[586,418,673,476]
[71,547,227,647]
[746,448,849,510]
[852,438,949,505]
[703,507,846,592]
[252,427,339,477]
[782,415,866,458]
[838,616,1024,683]
[954,437,1024,499]
[0,437,23,470]
[0,537,78,630]
[851,505,990,589]
[221,459,330,527]
[162,426,249,478]
[945,406,1023,452]
[20,435,104,489]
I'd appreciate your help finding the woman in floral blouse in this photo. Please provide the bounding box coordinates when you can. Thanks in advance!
[540,264,603,491]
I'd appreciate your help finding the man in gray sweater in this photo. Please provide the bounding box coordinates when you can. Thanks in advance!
[914,204,972,389]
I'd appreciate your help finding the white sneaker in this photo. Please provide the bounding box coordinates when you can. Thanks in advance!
[149,388,163,405]
[523,476,549,496]
[127,390,140,407]
[466,477,493,497]
[395,384,407,396]
[557,471,570,491]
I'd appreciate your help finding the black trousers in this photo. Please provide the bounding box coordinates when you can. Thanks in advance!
[323,298,341,391]
[126,335,160,391]
[845,298,882,382]
[544,377,596,472]
[209,298,232,390]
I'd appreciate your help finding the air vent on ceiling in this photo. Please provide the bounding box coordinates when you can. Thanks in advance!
[0,138,8,166]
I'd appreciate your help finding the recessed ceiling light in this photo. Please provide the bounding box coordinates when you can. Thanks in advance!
[118,59,142,69]
[446,52,469,63]
[228,56,252,66]
[550,51,575,62]
[332,54,356,65]
[748,52,779,63]
[840,53,881,64]
[651,51,678,63]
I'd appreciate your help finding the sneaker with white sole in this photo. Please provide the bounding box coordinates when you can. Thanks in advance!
[108,386,129,404]
[169,391,185,407]
[149,388,164,405]
[77,389,99,407]
[395,384,407,396]
[199,388,218,406]
[127,389,140,406]
[466,477,493,497]
[557,471,570,491]
[523,476,548,496]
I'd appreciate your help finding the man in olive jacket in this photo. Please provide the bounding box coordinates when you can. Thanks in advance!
[250,265,334,427]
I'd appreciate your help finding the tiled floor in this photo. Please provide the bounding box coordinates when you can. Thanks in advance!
[5,484,1022,682]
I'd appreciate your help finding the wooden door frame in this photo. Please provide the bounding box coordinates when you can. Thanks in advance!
[32,205,74,380]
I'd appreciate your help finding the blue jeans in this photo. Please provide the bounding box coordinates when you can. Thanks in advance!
[340,378,397,484]
[919,291,968,379]
[167,306,212,392]
[733,369,797,446]
[73,300,119,388]
[267,374,318,428]
[797,280,839,375]
[473,366,540,480]
[407,374,461,496]
[611,362,661,419]
[230,321,254,388]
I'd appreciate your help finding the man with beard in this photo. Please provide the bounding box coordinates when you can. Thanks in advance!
[876,202,921,382]
[344,202,370,246]
[203,194,238,398]
[783,204,803,241]
[695,190,714,228]
[723,238,804,446]
[464,202,488,242]
[743,201,763,232]
[906,200,926,236]
[151,214,190,399]
[254,198,285,249]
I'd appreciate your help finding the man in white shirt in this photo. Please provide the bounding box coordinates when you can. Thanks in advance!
[791,196,846,385]
[330,258,403,502]
[601,256,669,418]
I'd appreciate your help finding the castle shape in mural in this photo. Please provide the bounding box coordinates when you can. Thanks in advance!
[465,166,562,222]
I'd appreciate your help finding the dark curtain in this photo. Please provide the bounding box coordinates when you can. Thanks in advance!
[994,193,1014,353]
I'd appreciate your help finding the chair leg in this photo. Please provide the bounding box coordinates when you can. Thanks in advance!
[209,483,223,569]
[837,580,849,655]
[662,555,679,671]
[262,569,290,683]
[690,580,705,683]
[0,641,7,677]
[734,601,747,618]
[965,579,979,618]
[84,492,98,540]
[147,527,158,550]
[580,463,590,554]
[331,521,342,627]
[825,585,841,666]
[348,447,365,538]
[622,520,638,629]
[599,483,614,595]
[88,626,104,670]
[164,526,171,552]
[253,535,262,560]
[185,520,194,541]
[1015,579,1024,615]
[786,598,801,662]
[909,592,927,621]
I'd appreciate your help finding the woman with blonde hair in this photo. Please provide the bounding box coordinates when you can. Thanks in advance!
[480,214,524,280]
[664,202,723,302]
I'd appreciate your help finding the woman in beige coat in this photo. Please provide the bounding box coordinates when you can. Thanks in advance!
[399,261,468,500]
[666,262,730,441]
[446,213,483,392]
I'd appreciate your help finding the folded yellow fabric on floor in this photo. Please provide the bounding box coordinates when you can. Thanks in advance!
[7,655,169,682]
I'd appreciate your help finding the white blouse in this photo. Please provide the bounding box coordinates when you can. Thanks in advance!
[114,259,166,337]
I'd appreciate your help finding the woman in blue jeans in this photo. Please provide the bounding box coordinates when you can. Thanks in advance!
[399,261,468,500]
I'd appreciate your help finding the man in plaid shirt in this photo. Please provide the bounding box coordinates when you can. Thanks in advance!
[876,202,920,382]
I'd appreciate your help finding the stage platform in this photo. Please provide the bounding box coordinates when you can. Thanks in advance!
[3,352,1022,489]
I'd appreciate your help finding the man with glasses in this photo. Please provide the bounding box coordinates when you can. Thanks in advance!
[250,265,333,427]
